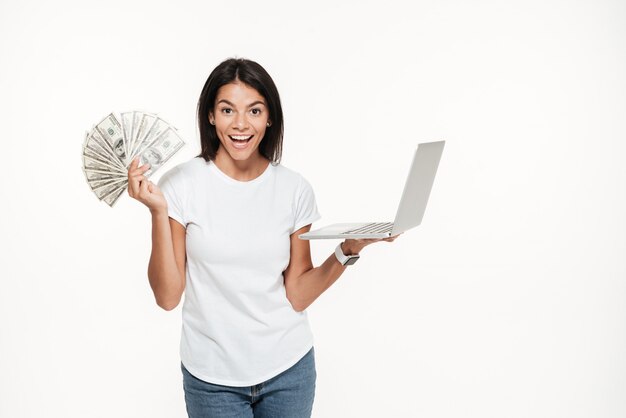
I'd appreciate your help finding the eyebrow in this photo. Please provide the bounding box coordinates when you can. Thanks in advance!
[216,99,266,108]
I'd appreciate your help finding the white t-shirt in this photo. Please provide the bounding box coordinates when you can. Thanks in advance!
[158,157,321,386]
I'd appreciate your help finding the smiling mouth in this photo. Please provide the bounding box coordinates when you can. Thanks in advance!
[229,135,253,143]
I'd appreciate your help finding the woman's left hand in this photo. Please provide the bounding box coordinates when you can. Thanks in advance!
[342,233,402,255]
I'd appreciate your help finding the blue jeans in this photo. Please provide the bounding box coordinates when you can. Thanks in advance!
[181,347,316,418]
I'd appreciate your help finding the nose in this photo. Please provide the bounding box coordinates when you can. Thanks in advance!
[233,112,249,130]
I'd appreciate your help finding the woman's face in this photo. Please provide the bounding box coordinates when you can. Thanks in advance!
[210,81,270,163]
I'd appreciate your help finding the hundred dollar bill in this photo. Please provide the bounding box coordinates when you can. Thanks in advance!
[95,113,128,165]
[82,159,122,178]
[82,131,122,170]
[83,173,125,189]
[126,111,140,158]
[82,146,126,173]
[87,177,126,191]
[93,178,127,200]
[133,117,170,160]
[120,111,135,162]
[88,129,126,170]
[84,141,125,172]
[139,127,185,177]
[82,167,127,182]
[82,154,126,175]
[102,182,127,207]
[129,112,158,159]
[128,110,148,159]
[82,143,110,163]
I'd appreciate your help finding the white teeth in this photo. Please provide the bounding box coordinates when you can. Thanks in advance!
[230,135,252,141]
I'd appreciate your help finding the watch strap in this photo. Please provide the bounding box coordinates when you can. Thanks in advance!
[335,243,360,266]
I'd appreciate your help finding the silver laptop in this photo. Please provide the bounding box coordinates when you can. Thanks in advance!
[299,140,445,240]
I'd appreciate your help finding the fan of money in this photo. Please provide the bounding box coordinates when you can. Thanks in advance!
[82,111,185,207]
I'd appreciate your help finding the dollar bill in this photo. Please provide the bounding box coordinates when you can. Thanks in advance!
[83,167,127,179]
[87,177,126,191]
[120,111,135,162]
[93,178,127,200]
[82,111,185,207]
[82,154,126,174]
[139,127,185,176]
[129,113,158,158]
[102,182,127,207]
[83,147,126,173]
[133,117,169,159]
[82,131,125,172]
[126,111,141,158]
[95,113,128,165]
[88,128,126,170]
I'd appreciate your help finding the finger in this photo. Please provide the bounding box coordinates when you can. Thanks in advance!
[128,181,137,197]
[128,173,140,197]
[147,181,156,193]
[129,157,139,171]
[358,238,379,243]
[138,175,150,198]
[130,173,146,183]
[129,164,150,177]
[129,174,147,197]
[130,176,145,197]
[127,159,136,181]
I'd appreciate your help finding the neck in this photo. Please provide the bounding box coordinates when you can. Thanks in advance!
[214,148,270,182]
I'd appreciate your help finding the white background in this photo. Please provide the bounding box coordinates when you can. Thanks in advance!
[1,0,624,417]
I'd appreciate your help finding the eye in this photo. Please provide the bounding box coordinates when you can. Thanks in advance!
[220,107,233,114]
[250,108,262,116]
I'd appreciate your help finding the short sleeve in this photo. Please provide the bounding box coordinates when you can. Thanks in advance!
[157,166,186,227]
[292,175,322,234]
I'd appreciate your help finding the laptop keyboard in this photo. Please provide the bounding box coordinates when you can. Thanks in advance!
[342,222,394,235]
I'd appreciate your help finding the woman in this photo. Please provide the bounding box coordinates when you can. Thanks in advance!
[127,57,400,418]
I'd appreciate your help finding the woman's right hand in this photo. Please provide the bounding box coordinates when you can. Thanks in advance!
[127,157,167,214]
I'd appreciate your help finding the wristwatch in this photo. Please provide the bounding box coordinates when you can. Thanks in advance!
[335,243,360,266]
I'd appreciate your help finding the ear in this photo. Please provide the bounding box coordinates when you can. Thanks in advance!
[208,111,215,125]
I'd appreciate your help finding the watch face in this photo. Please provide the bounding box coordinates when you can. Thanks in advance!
[345,256,359,266]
